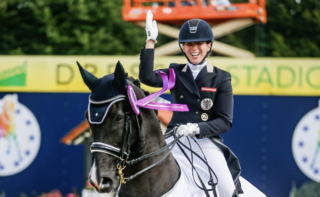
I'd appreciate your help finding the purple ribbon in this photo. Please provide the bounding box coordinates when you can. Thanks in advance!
[127,68,189,115]
[141,101,189,111]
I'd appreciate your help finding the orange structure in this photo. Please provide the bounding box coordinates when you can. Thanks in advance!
[122,0,267,57]
[122,0,266,25]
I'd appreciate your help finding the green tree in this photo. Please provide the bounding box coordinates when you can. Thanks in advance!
[1,0,320,56]
[219,0,320,57]
[266,0,320,57]
[290,181,320,197]
[0,0,147,55]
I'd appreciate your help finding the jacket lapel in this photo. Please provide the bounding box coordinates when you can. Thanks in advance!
[195,62,217,88]
[178,64,200,98]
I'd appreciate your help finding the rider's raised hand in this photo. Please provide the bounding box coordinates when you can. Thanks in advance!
[176,123,200,137]
[145,10,158,43]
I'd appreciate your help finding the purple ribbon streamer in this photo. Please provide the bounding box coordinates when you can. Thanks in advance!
[135,68,189,112]
[143,102,189,111]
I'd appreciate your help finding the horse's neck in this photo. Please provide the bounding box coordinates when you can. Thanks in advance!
[119,112,179,197]
[120,154,179,197]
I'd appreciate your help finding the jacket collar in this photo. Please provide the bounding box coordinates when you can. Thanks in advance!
[180,62,217,92]
[178,62,216,97]
[181,61,214,73]
[195,61,217,88]
[179,64,200,97]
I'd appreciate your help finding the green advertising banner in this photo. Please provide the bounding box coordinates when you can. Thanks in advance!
[0,56,319,96]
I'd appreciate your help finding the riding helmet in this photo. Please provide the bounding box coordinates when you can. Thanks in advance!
[178,19,214,43]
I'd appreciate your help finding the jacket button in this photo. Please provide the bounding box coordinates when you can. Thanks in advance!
[180,95,184,99]
[195,111,199,114]
[197,99,200,102]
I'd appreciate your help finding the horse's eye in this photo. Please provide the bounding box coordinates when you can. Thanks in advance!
[116,115,124,121]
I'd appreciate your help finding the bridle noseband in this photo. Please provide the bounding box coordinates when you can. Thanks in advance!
[91,142,129,159]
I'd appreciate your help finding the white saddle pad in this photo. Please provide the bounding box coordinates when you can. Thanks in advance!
[112,136,267,197]
[162,136,267,197]
[162,152,218,197]
[162,152,267,197]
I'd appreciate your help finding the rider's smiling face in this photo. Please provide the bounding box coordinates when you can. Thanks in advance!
[182,41,211,65]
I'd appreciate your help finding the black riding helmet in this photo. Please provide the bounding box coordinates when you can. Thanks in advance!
[178,19,214,64]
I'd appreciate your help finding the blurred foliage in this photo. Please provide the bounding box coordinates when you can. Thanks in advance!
[220,0,320,57]
[289,181,320,197]
[0,0,319,56]
[0,0,147,55]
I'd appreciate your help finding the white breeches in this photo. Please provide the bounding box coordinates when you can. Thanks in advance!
[166,136,236,197]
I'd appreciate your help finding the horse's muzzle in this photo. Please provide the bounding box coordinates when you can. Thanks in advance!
[98,176,117,193]
[89,160,120,193]
[89,174,120,193]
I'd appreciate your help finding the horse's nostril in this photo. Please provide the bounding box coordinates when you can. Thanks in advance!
[101,177,113,189]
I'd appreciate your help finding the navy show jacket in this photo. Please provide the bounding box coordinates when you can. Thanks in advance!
[139,48,243,193]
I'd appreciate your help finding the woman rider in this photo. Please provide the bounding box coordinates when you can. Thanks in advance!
[139,10,242,197]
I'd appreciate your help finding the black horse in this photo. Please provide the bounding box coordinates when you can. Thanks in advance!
[78,61,180,197]
[77,61,268,197]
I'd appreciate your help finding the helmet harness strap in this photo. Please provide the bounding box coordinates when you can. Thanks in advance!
[179,41,213,65]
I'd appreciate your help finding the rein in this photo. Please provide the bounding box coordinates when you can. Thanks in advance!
[175,136,219,197]
[90,112,183,184]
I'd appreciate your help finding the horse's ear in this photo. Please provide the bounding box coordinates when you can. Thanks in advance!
[77,61,98,90]
[113,61,127,94]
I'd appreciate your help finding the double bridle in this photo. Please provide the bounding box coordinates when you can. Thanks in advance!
[90,111,219,197]
[90,111,181,184]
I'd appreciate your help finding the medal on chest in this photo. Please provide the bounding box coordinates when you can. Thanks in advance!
[201,113,209,121]
[201,98,213,111]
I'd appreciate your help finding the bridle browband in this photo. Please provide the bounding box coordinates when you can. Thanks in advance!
[90,110,182,184]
